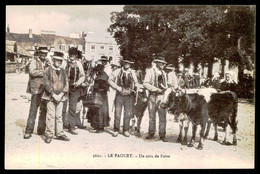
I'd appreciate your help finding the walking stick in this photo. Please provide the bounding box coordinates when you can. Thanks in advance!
[134,87,139,105]
[81,107,85,127]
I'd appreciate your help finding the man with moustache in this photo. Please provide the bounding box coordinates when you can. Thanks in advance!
[24,47,49,139]
[143,56,168,142]
[108,58,139,137]
[42,51,70,143]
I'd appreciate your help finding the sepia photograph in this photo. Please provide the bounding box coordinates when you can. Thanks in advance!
[5,5,255,169]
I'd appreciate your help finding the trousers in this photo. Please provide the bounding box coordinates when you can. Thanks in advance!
[114,93,134,132]
[68,88,81,130]
[62,100,69,127]
[147,94,167,137]
[25,93,47,134]
[45,101,65,138]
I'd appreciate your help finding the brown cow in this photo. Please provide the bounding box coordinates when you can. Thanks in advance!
[204,91,238,145]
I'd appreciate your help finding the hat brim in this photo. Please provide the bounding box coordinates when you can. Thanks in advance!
[51,56,64,60]
[153,60,167,64]
[38,50,48,53]
[121,60,134,64]
[166,67,175,70]
[100,58,109,61]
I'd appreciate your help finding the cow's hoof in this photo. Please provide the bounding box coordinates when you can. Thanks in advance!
[197,144,203,150]
[222,140,232,145]
[177,137,182,143]
[135,132,141,137]
[187,143,194,147]
[213,136,218,141]
[181,140,187,145]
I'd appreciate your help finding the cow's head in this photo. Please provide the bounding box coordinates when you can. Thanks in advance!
[160,88,185,110]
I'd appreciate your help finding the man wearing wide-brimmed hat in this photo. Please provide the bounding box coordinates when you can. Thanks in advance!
[108,58,140,137]
[143,56,168,142]
[23,47,49,139]
[42,51,70,143]
[66,47,85,135]
[99,55,112,76]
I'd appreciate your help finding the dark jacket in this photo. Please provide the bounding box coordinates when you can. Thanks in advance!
[42,66,68,101]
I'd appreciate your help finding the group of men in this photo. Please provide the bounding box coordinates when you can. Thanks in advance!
[23,45,237,144]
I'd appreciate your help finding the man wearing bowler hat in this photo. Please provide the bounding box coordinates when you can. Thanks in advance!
[24,47,48,139]
[108,58,140,137]
[42,51,70,143]
[143,56,168,142]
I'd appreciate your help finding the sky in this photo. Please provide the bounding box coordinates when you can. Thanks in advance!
[6,5,124,37]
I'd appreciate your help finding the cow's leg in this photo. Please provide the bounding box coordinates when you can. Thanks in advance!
[223,122,232,145]
[182,119,190,145]
[233,133,237,146]
[213,122,218,141]
[136,116,142,132]
[197,123,206,150]
[230,112,238,146]
[204,121,212,139]
[177,120,183,143]
[129,117,136,134]
[135,116,143,137]
[230,120,238,146]
[135,102,147,137]
[188,124,197,147]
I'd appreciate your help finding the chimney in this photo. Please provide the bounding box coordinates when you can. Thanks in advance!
[29,29,33,39]
[7,24,10,33]
[81,31,86,37]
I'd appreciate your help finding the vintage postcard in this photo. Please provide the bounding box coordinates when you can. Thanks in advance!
[5,5,255,169]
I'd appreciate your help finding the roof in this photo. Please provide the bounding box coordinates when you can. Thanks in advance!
[6,32,85,50]
[6,40,16,46]
[85,35,117,45]
[6,47,16,54]
[6,32,85,57]
[18,46,33,57]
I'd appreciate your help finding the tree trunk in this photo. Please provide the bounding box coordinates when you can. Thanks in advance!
[193,61,199,71]
[201,62,205,77]
[207,59,214,79]
[238,64,244,83]
[220,59,226,78]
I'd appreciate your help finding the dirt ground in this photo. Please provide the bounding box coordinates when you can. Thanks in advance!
[5,73,255,169]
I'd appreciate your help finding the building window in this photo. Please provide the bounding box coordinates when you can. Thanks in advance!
[100,45,104,49]
[109,46,113,51]
[91,45,95,49]
[78,45,83,51]
[60,45,66,52]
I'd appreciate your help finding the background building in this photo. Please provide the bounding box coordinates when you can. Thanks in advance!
[85,34,122,64]
[6,28,85,59]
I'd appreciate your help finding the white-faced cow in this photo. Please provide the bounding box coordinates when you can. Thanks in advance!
[160,88,238,149]
[160,88,218,150]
